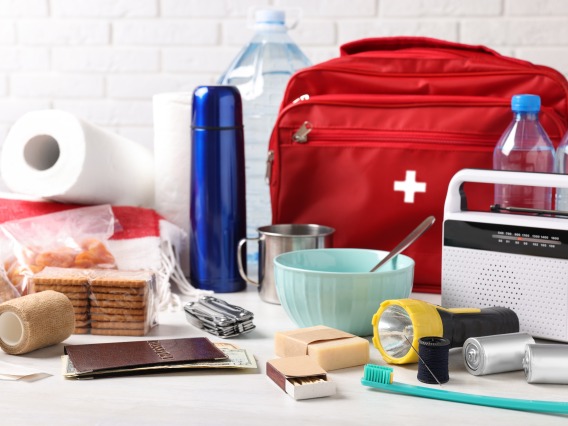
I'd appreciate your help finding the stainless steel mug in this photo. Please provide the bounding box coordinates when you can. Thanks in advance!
[237,224,335,304]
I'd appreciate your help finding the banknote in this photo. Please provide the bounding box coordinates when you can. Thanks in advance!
[189,347,257,368]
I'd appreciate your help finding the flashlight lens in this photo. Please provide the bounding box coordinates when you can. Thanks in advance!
[378,305,413,359]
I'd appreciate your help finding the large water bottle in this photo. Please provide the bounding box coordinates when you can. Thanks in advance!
[493,94,555,210]
[555,133,568,210]
[218,8,311,262]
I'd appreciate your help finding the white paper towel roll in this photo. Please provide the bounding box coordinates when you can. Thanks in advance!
[0,110,154,207]
[152,92,192,276]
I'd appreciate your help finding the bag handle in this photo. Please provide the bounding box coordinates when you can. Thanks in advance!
[340,36,505,58]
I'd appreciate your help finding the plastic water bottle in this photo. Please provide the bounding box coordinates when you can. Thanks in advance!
[493,94,555,210]
[218,9,311,262]
[555,133,568,210]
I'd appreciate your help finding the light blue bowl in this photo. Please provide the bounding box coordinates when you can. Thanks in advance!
[274,248,414,336]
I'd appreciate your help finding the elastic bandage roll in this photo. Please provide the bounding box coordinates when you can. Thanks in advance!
[0,290,75,355]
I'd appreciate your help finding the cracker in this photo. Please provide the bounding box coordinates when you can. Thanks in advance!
[34,289,88,300]
[91,320,146,330]
[75,320,90,328]
[33,283,88,292]
[91,328,147,337]
[73,306,89,315]
[89,299,145,310]
[90,293,145,303]
[32,267,90,286]
[90,272,152,289]
[74,312,89,322]
[91,313,146,322]
[91,280,147,289]
[32,276,89,285]
[52,292,88,301]
[90,285,146,297]
[70,299,89,308]
[90,307,146,316]
[73,327,90,335]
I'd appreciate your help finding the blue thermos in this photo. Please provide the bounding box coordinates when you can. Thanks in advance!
[189,85,247,292]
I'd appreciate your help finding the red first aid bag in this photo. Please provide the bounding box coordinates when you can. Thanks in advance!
[267,37,568,293]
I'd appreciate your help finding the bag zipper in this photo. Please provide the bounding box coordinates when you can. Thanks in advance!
[283,68,568,114]
[291,124,497,146]
[264,150,274,184]
[292,121,313,143]
[284,94,509,145]
[282,94,566,144]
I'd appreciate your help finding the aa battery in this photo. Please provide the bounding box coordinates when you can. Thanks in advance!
[463,332,534,376]
[524,344,568,384]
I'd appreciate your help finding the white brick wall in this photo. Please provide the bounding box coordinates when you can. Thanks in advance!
[0,21,16,43]
[1,0,568,153]
[0,47,49,70]
[18,20,110,45]
[52,47,160,72]
[380,0,502,16]
[51,0,157,17]
[0,0,48,17]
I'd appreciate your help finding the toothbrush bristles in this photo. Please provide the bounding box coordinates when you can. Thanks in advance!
[364,364,393,384]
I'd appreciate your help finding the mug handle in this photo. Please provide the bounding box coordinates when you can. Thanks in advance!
[237,237,259,286]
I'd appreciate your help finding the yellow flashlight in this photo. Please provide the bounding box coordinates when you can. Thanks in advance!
[372,299,519,364]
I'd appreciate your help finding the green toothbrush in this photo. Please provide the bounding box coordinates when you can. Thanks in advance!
[361,364,568,414]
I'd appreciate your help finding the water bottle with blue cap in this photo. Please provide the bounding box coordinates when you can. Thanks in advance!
[493,94,555,210]
[218,8,311,265]
[554,129,568,210]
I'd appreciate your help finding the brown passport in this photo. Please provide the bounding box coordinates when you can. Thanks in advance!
[64,337,227,376]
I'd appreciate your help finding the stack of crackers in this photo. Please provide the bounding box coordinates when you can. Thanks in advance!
[31,268,91,334]
[31,267,155,336]
[90,271,153,337]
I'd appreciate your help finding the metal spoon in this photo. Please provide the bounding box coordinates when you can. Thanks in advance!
[369,215,436,272]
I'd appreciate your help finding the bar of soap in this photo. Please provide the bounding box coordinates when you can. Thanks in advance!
[274,325,370,371]
[306,337,369,371]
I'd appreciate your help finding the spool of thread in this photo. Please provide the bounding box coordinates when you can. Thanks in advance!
[0,290,75,355]
[417,336,450,384]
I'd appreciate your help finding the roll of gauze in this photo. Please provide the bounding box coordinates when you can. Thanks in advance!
[1,109,154,207]
[153,92,192,275]
[0,290,75,355]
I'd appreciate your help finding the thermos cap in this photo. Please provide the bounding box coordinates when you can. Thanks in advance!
[511,94,541,113]
[192,85,243,129]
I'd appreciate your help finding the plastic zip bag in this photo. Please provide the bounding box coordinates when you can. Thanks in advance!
[0,204,117,296]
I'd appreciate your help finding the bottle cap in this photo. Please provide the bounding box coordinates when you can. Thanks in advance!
[511,94,541,113]
[191,85,243,129]
[255,9,285,25]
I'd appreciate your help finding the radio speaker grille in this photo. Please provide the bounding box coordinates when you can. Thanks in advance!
[442,247,568,341]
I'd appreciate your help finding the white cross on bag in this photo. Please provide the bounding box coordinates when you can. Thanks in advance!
[394,170,426,203]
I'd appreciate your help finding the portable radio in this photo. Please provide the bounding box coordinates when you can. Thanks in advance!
[442,169,568,342]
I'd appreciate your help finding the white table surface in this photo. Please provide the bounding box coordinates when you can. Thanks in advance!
[2,287,567,426]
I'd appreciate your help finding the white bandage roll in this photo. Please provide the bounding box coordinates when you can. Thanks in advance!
[0,109,154,207]
[152,92,192,275]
